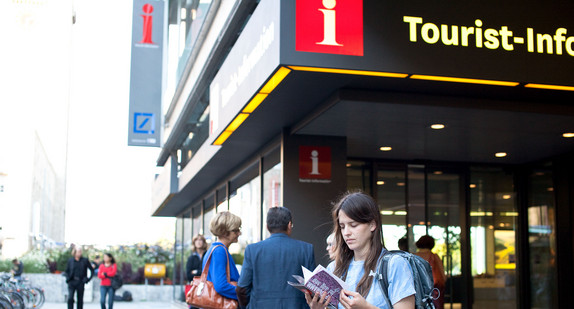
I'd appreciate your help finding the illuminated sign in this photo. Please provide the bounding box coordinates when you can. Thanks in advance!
[283,0,574,87]
[295,0,363,56]
[404,16,574,56]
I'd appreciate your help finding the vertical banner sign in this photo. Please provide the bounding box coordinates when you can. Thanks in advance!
[299,146,332,183]
[128,0,166,147]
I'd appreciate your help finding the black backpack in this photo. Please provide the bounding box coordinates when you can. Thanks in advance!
[374,250,437,309]
[122,291,133,302]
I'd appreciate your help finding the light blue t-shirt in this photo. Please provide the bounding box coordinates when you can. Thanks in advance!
[327,249,416,309]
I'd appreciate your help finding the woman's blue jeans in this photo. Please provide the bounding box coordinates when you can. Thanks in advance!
[100,285,114,309]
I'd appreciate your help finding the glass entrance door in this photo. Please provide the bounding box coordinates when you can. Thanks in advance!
[424,167,466,309]
[375,164,469,308]
[469,168,518,309]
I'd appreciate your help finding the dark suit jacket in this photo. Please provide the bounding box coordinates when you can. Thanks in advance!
[237,233,315,309]
[65,257,94,285]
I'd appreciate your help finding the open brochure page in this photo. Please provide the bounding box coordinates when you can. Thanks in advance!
[287,265,350,308]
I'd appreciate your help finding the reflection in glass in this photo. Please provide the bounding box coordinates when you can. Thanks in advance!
[263,163,282,239]
[528,169,557,309]
[377,167,407,250]
[346,160,372,196]
[229,176,261,264]
[174,217,184,299]
[470,168,517,309]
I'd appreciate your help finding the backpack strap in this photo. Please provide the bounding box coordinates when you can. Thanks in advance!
[377,250,394,309]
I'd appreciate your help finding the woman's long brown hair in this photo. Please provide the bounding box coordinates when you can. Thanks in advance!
[332,191,384,298]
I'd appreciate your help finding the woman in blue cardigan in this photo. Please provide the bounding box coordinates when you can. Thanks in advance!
[203,211,242,301]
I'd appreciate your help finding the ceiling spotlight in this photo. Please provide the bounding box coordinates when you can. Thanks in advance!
[563,132,574,138]
[346,163,352,167]
[396,182,405,187]
[380,146,392,151]
[469,184,477,188]
[377,180,385,185]
[430,124,445,130]
[433,171,443,175]
[502,194,512,200]
[495,152,507,158]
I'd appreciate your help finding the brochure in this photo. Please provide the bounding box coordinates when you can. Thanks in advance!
[287,265,350,308]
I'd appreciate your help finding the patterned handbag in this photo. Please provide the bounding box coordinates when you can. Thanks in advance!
[186,245,238,309]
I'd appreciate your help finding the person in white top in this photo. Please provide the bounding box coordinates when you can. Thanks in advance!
[306,191,416,309]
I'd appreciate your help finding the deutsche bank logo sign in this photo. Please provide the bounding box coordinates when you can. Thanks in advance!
[134,113,155,134]
[296,0,363,56]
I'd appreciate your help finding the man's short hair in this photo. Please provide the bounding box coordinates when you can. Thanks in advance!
[267,207,292,233]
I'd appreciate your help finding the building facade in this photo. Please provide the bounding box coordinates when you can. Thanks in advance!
[0,0,71,258]
[152,1,574,308]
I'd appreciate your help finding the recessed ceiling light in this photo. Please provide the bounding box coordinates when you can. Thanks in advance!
[377,180,385,185]
[502,194,512,200]
[563,132,574,138]
[469,184,477,188]
[495,152,507,158]
[430,124,445,130]
[380,146,392,151]
[433,171,443,175]
[547,187,554,192]
[396,182,405,187]
[346,163,352,167]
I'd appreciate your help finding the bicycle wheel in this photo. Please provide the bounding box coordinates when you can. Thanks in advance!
[8,292,24,309]
[26,287,44,309]
[15,290,33,309]
[0,295,14,309]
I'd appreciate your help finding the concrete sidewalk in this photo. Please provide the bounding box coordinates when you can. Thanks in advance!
[41,301,176,309]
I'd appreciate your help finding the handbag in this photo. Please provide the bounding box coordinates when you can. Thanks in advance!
[186,245,238,309]
[111,275,123,290]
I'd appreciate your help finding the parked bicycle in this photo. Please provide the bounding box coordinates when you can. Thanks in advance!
[0,273,44,309]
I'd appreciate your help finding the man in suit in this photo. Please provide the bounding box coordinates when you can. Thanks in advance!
[65,247,94,309]
[237,207,315,309]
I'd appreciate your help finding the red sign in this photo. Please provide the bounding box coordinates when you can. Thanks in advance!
[299,146,332,181]
[140,3,155,44]
[296,0,363,56]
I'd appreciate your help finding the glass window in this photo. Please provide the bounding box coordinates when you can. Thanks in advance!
[377,166,407,251]
[176,93,210,170]
[407,165,426,254]
[192,205,202,236]
[528,168,557,309]
[346,160,372,195]
[470,168,517,309]
[216,185,228,212]
[203,199,215,243]
[175,0,214,81]
[174,217,184,299]
[263,163,282,239]
[229,176,261,264]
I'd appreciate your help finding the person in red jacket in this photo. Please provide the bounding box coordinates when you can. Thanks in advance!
[97,253,117,309]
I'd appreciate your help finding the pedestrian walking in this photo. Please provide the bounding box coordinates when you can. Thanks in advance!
[186,234,207,282]
[97,253,117,309]
[202,211,241,304]
[65,247,94,309]
[306,191,416,309]
[236,206,315,309]
[415,235,446,309]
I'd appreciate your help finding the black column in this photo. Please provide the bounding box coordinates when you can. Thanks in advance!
[553,154,574,309]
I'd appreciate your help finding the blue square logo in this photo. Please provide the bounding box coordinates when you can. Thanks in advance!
[134,113,155,134]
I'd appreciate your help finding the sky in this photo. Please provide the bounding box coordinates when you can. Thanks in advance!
[0,0,175,248]
[66,0,175,246]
